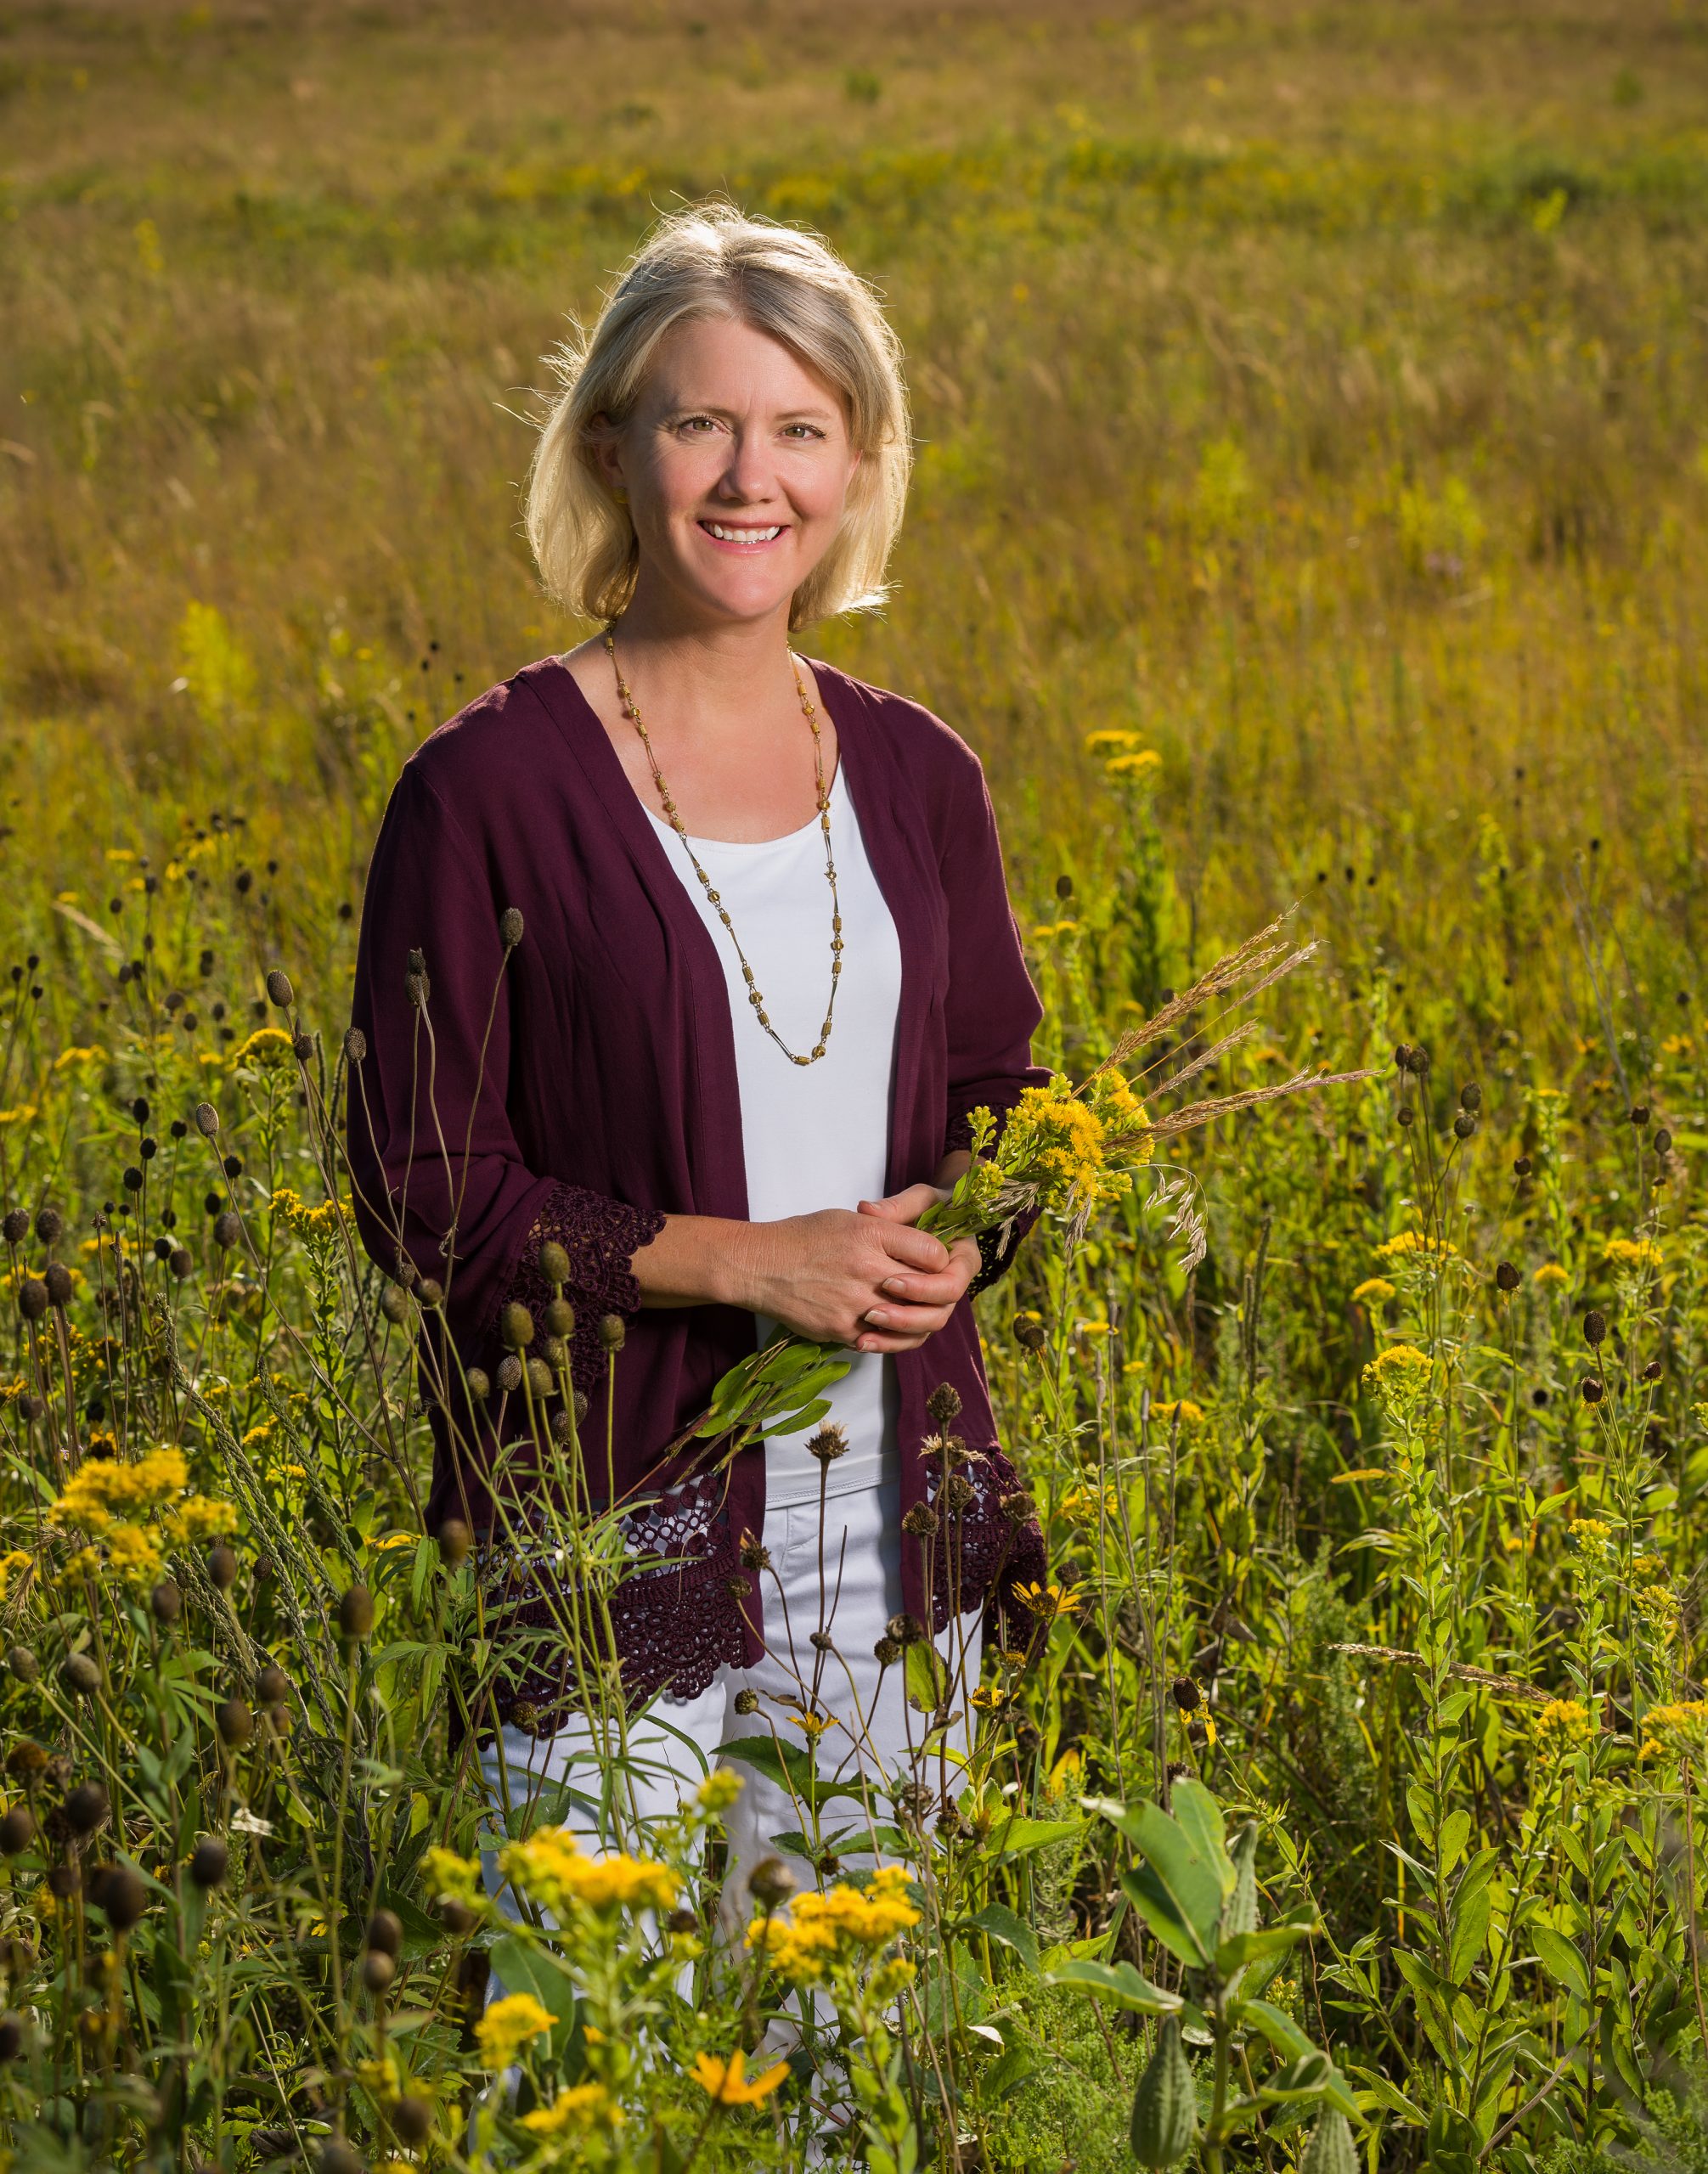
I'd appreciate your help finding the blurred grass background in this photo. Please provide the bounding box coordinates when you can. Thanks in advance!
[2,0,1705,1088]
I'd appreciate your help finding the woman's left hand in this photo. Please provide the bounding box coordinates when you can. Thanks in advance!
[852,1181,980,1351]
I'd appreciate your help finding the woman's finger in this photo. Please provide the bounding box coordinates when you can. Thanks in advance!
[860,1301,952,1337]
[875,1267,969,1306]
[856,1183,945,1225]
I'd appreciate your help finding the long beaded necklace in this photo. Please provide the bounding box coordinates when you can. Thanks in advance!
[604,622,843,1067]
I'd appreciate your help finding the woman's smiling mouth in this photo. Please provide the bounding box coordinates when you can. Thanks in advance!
[697,519,786,547]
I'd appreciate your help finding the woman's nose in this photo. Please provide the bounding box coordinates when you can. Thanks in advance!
[717,426,776,503]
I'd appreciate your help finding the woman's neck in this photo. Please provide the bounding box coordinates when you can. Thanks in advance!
[604,592,802,739]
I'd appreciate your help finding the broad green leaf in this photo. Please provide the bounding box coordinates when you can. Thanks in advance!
[1045,1958,1181,2015]
[979,1816,1083,1860]
[1119,1864,1210,1970]
[1437,1807,1472,1875]
[905,1641,949,1715]
[1086,1795,1223,1958]
[1216,1914,1318,1976]
[1531,1926,1591,2005]
[1448,1884,1491,1985]
[488,1934,578,2025]
[965,1902,1040,1974]
[715,1733,863,1810]
[1261,2051,1333,2099]
[1168,1778,1232,1890]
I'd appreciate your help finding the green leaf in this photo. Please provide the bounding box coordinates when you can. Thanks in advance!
[1168,1778,1232,1891]
[1448,1884,1491,1985]
[758,1399,834,1439]
[1216,1914,1318,1976]
[1242,1999,1316,2061]
[1531,1926,1591,2005]
[1437,1807,1472,1875]
[905,1641,949,1715]
[1045,1958,1181,2015]
[487,1934,578,2025]
[715,1733,863,1810]
[1262,2051,1334,2100]
[1086,1796,1223,1960]
[1119,1864,1210,1970]
[965,1904,1040,1974]
[978,1815,1083,1860]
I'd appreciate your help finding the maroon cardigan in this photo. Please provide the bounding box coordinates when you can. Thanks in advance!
[347,653,1047,1715]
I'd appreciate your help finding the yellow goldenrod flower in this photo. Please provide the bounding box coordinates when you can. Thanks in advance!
[476,1992,554,2069]
[53,1046,108,1072]
[1602,1236,1663,1274]
[697,1769,743,1815]
[0,1548,34,1598]
[691,2049,790,2107]
[521,2082,623,2132]
[106,1525,163,1584]
[1361,1343,1432,1393]
[423,1847,483,1906]
[54,1445,189,1535]
[0,1107,38,1128]
[748,1864,920,1985]
[1106,749,1163,778]
[1533,1263,1569,1289]
[499,1828,679,1918]
[1351,1276,1395,1306]
[1638,1700,1708,1764]
[1152,1398,1203,1427]
[1533,1698,1592,1759]
[1084,729,1141,754]
[1633,1583,1681,1642]
[1375,1231,1457,1262]
[233,1028,295,1068]
[167,1498,238,1545]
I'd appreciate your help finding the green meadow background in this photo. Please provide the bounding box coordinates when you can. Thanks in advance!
[3,0,1705,1090]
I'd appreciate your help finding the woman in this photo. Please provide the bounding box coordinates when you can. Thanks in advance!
[347,203,1046,1897]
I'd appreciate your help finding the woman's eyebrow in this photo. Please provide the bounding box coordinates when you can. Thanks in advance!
[661,400,837,423]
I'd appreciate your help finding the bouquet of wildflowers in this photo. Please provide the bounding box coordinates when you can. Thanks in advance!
[688,910,1370,1456]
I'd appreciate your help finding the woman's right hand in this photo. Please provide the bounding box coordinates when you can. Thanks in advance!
[634,1208,961,1352]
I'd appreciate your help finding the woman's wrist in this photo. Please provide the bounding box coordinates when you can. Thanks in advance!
[631,1213,756,1311]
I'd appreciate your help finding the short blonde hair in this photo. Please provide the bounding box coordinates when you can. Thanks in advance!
[524,201,912,631]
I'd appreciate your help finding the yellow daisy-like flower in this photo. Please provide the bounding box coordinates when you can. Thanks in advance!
[232,1027,296,1068]
[1105,749,1163,779]
[1012,1580,1084,1622]
[1152,1398,1204,1427]
[1084,729,1141,754]
[53,1045,108,1073]
[1533,1263,1570,1289]
[691,2049,790,2107]
[1351,1276,1396,1307]
[475,1992,554,2069]
[0,1548,35,1598]
[1602,1236,1663,1274]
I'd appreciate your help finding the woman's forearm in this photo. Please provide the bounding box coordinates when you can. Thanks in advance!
[631,1214,755,1310]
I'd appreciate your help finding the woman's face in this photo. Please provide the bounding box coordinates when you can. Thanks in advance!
[599,312,861,629]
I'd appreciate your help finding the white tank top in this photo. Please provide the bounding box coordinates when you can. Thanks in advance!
[642,766,903,1504]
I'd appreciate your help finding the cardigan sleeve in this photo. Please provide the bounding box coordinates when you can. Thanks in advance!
[346,761,664,1389]
[939,743,1050,1293]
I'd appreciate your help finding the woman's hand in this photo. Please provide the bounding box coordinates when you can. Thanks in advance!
[850,1180,982,1352]
[633,1184,978,1352]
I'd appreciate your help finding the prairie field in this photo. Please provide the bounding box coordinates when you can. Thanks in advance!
[1,3,1707,2170]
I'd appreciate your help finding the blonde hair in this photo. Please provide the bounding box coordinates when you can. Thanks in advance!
[523,201,913,631]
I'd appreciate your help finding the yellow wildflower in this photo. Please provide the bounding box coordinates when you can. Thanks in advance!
[52,1046,107,1072]
[499,1828,678,1917]
[749,1864,920,1985]
[106,1525,163,1584]
[0,1549,34,1598]
[423,1848,482,1906]
[1060,1483,1120,1523]
[1639,1700,1708,1764]
[696,1769,742,1815]
[691,2049,790,2106]
[521,2082,623,2133]
[1533,1263,1569,1289]
[1152,1398,1203,1427]
[1633,1583,1681,1642]
[476,1992,553,2069]
[0,1107,38,1128]
[1602,1236,1663,1274]
[1012,1580,1083,1622]
[54,1445,189,1535]
[232,1027,295,1068]
[1568,1517,1615,1565]
[1533,1698,1592,1759]
[1361,1343,1433,1397]
[1351,1277,1395,1306]
[789,1709,830,1743]
[167,1498,238,1545]
[1085,729,1141,754]
[1375,1231,1458,1262]
[1106,749,1163,779]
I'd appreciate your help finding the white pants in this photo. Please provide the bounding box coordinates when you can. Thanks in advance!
[480,1482,983,1923]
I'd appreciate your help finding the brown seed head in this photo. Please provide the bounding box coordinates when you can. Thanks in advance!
[392,2097,433,2147]
[342,1028,367,1063]
[216,1698,252,1748]
[0,1210,27,1246]
[732,1688,760,1715]
[538,1241,570,1287]
[338,1585,375,1642]
[61,1653,101,1698]
[1583,1309,1608,1348]
[17,1280,48,1323]
[1013,1314,1046,1352]
[360,1950,395,1994]
[438,1518,472,1569]
[265,969,294,1010]
[43,1263,72,1308]
[495,1355,522,1394]
[212,1212,241,1250]
[598,1312,626,1352]
[207,1543,239,1591]
[901,1503,940,1537]
[747,1856,797,1908]
[194,1101,219,1137]
[499,1302,534,1349]
[366,1906,403,1957]
[0,1807,36,1856]
[65,1782,110,1834]
[1495,1261,1520,1292]
[1581,1377,1604,1405]
[189,1838,228,1889]
[927,1383,962,1428]
[6,1647,37,1684]
[99,1867,147,1931]
[1170,1676,1201,1714]
[150,1579,182,1625]
[808,1422,849,1464]
[499,907,525,949]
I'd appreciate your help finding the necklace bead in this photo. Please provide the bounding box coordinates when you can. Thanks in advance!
[606,622,843,1067]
